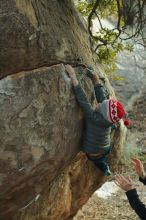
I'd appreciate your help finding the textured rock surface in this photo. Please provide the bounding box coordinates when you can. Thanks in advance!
[13,152,105,220]
[0,0,92,78]
[0,64,83,217]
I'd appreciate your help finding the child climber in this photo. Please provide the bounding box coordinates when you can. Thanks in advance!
[65,64,130,176]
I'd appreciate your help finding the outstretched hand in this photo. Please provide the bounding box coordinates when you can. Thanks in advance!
[132,158,146,179]
[114,174,134,192]
[65,65,78,86]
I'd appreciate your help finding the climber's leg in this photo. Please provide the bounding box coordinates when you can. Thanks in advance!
[86,146,112,176]
[87,154,111,176]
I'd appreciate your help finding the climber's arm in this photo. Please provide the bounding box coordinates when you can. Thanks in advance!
[86,68,107,103]
[94,83,107,103]
[65,65,96,119]
[73,85,96,118]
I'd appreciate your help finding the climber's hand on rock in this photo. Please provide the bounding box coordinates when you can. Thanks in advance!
[65,65,78,86]
[65,65,76,77]
[114,174,134,192]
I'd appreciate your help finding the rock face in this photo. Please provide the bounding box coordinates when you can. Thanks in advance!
[0,63,108,220]
[0,64,81,217]
[0,0,92,79]
[0,1,126,219]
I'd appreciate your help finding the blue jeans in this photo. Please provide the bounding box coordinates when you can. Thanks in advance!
[86,146,112,175]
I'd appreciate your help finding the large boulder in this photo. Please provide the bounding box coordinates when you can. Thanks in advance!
[0,64,82,216]
[0,63,111,220]
[0,0,126,219]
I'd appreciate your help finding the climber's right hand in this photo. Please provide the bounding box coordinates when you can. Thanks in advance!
[65,65,76,77]
[65,65,78,86]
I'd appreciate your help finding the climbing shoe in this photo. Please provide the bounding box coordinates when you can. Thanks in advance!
[104,165,111,176]
[87,154,111,176]
[95,161,111,176]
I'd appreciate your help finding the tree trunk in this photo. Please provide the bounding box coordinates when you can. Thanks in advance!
[0,1,125,219]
